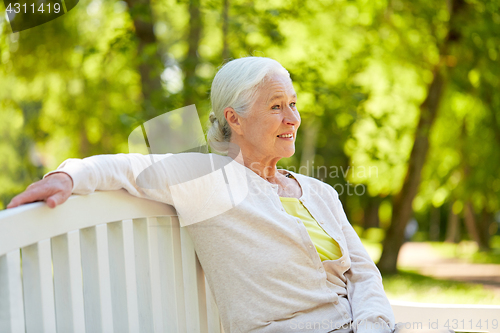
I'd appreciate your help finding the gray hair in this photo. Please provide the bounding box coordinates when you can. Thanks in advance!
[206,57,290,155]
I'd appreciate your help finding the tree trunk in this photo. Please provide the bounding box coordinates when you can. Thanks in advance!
[429,205,440,241]
[183,0,203,107]
[376,0,466,274]
[377,68,445,274]
[459,115,490,251]
[463,202,490,251]
[364,196,381,229]
[464,202,488,250]
[480,209,494,249]
[445,204,460,243]
[124,0,165,120]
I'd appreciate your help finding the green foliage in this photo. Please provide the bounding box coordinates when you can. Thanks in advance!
[364,227,386,243]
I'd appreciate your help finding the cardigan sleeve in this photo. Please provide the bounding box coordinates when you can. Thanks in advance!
[44,153,175,206]
[331,189,396,333]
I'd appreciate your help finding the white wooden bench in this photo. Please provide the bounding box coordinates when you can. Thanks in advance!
[1,190,498,333]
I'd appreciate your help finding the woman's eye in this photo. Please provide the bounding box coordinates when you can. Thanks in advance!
[272,102,296,110]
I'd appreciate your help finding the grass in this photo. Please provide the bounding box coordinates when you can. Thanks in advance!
[381,269,500,305]
[359,236,500,305]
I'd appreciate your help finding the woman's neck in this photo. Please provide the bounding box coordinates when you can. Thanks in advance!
[237,152,283,183]
[226,141,286,184]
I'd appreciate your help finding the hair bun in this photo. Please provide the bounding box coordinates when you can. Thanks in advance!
[209,112,218,124]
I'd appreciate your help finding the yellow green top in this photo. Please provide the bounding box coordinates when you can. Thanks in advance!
[280,196,342,261]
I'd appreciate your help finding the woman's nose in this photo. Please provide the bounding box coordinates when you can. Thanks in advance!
[283,106,300,125]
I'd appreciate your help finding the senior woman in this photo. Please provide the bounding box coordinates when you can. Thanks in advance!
[8,57,453,333]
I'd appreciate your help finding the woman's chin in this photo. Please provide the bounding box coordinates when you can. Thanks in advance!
[280,147,296,158]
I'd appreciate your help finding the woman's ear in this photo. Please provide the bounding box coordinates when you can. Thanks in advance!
[224,107,244,136]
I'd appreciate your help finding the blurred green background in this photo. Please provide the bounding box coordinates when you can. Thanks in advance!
[1,0,499,298]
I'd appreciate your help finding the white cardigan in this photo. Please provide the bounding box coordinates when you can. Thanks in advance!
[46,152,395,333]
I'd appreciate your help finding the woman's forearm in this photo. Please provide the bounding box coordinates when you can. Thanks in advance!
[44,153,175,205]
[332,190,395,333]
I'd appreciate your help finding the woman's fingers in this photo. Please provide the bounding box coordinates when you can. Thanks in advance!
[46,193,61,209]
[6,173,73,209]
[7,184,50,208]
[45,191,71,208]
[6,197,21,209]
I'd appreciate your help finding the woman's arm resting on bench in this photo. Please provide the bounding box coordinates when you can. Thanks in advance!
[7,172,73,209]
[7,153,174,209]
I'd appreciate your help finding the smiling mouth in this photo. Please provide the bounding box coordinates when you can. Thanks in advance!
[277,134,293,138]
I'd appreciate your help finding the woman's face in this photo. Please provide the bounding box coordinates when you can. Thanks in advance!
[231,73,301,161]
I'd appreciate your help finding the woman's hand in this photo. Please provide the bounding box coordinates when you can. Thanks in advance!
[6,172,74,209]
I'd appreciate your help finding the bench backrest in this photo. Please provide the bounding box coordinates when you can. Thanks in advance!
[0,190,222,333]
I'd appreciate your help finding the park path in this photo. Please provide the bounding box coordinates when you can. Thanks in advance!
[397,242,500,297]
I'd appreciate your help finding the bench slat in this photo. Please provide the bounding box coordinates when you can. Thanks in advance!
[134,219,167,332]
[22,240,57,333]
[68,230,87,332]
[52,231,86,333]
[160,216,187,333]
[122,219,142,332]
[108,220,138,333]
[181,225,208,333]
[133,218,156,332]
[147,217,166,332]
[80,225,114,333]
[0,250,25,333]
